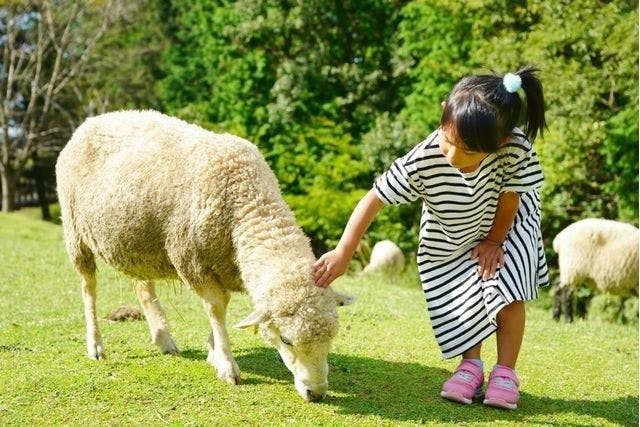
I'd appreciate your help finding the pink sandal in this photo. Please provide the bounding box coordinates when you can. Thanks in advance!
[440,359,484,405]
[483,365,520,409]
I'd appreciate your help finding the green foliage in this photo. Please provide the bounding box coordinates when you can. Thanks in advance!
[286,188,367,251]
[464,0,639,237]
[392,1,475,134]
[153,0,637,254]
[81,1,168,111]
[157,0,407,248]
[622,297,640,326]
[589,294,639,326]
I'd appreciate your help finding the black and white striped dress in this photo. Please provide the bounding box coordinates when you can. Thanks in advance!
[374,128,549,359]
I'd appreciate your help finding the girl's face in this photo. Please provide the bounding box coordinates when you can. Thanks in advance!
[438,127,490,171]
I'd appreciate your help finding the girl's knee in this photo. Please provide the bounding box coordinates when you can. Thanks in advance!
[497,301,525,320]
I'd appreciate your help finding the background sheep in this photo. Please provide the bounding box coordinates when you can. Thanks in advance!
[362,240,405,275]
[552,218,639,322]
[56,110,354,402]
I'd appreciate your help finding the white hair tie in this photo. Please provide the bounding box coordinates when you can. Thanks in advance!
[503,73,522,93]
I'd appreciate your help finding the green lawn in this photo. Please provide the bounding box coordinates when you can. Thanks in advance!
[0,211,637,426]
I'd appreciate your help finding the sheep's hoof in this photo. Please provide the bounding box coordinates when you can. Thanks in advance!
[87,340,104,360]
[161,343,180,355]
[219,372,242,385]
[159,339,180,355]
[154,331,180,355]
[210,355,241,385]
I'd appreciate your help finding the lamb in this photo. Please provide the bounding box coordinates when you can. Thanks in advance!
[55,110,354,402]
[552,218,639,322]
[363,240,405,275]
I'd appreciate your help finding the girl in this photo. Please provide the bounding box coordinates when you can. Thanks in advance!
[314,66,549,410]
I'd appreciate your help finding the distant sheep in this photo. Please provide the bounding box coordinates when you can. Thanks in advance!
[56,110,354,402]
[363,240,405,275]
[552,218,639,322]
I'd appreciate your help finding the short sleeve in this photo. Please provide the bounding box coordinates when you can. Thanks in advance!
[501,138,544,194]
[373,145,427,205]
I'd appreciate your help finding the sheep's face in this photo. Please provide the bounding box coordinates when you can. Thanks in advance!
[262,322,332,402]
[234,289,355,402]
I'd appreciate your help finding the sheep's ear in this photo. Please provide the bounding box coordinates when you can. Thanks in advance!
[333,291,356,307]
[234,309,269,330]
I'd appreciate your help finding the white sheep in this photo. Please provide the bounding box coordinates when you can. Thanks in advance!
[552,218,639,322]
[56,110,354,402]
[363,240,405,275]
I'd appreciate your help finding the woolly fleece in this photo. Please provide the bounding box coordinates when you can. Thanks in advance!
[552,218,639,296]
[56,110,344,345]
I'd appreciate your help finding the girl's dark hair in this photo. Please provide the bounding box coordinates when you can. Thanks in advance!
[440,66,546,153]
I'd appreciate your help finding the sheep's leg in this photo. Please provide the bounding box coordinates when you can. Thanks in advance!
[133,280,179,355]
[552,285,562,321]
[193,285,241,385]
[80,272,104,359]
[564,288,574,323]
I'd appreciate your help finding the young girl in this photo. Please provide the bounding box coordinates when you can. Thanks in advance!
[314,66,548,410]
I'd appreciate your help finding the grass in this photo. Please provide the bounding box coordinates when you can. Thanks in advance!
[0,210,638,426]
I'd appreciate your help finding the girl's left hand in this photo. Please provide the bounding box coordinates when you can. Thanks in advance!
[470,240,505,280]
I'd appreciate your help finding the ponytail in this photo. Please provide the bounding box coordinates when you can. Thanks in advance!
[440,65,547,152]
[516,66,546,142]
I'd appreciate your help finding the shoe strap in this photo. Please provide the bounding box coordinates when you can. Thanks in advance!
[489,365,520,387]
[454,360,484,383]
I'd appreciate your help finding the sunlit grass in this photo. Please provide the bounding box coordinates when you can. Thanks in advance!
[0,211,637,426]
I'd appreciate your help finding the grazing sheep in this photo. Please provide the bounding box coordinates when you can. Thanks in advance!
[56,110,354,402]
[552,218,639,322]
[363,240,405,275]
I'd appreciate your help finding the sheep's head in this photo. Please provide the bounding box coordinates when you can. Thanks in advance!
[234,286,354,402]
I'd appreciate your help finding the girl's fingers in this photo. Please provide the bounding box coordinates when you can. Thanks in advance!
[313,255,328,270]
[317,268,334,288]
[477,258,484,275]
[487,261,496,280]
[313,261,325,279]
[470,247,478,259]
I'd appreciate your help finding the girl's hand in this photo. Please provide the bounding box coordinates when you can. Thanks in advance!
[313,247,350,288]
[470,240,505,280]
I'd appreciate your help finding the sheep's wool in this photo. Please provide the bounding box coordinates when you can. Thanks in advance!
[553,218,639,296]
[56,110,340,344]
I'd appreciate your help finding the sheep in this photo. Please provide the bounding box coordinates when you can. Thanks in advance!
[55,110,354,402]
[551,218,639,322]
[363,240,405,275]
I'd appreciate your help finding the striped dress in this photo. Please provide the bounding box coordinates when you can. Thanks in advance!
[373,127,549,359]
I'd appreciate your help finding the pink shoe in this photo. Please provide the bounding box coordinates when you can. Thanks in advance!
[483,365,520,410]
[440,359,484,405]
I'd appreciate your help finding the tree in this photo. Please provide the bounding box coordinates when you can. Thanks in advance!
[465,0,639,233]
[158,0,409,250]
[0,0,121,212]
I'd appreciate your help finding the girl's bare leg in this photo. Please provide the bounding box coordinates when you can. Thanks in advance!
[496,301,525,368]
[462,342,482,360]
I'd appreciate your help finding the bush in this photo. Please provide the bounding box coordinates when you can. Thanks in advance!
[622,297,639,326]
[588,294,639,325]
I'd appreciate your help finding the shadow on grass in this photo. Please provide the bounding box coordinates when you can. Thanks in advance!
[233,347,638,426]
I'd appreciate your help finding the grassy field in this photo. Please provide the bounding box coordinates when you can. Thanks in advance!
[0,210,638,426]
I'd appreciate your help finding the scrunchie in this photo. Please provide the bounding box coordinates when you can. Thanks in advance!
[503,73,522,93]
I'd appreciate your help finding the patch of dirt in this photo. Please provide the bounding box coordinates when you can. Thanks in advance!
[106,306,145,322]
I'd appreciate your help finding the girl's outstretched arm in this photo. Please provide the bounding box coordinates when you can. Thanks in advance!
[314,189,384,288]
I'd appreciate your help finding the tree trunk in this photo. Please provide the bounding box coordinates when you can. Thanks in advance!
[35,173,51,221]
[0,165,16,212]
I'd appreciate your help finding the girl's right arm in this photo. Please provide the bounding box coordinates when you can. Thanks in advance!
[313,189,384,288]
